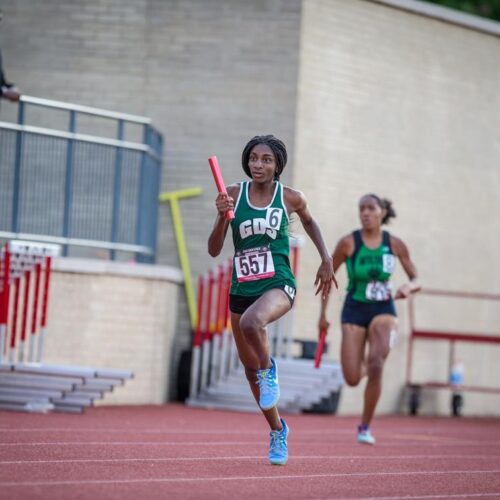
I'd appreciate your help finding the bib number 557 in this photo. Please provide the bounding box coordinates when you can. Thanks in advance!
[235,247,275,283]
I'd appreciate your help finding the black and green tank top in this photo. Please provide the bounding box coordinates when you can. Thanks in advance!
[230,181,296,296]
[346,230,396,303]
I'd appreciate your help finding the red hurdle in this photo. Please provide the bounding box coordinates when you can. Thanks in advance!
[0,241,60,365]
[405,288,500,415]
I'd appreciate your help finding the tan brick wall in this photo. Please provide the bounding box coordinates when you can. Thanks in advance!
[292,0,500,415]
[44,259,183,404]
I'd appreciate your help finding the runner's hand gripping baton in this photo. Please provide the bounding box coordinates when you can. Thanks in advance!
[314,328,327,369]
[208,156,235,220]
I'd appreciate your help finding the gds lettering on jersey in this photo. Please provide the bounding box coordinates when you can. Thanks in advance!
[239,207,283,240]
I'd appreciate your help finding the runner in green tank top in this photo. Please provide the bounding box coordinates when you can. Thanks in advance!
[208,135,337,466]
[345,229,396,303]
[319,194,420,445]
[230,180,296,297]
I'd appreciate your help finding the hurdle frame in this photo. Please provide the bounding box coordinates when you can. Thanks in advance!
[405,288,500,415]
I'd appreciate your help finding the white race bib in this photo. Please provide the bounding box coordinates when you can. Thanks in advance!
[235,246,275,283]
[366,281,392,301]
[382,254,396,273]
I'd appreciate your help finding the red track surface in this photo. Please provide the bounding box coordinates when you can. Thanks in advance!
[0,404,499,499]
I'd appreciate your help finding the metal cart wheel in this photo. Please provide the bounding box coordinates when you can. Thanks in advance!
[451,392,463,417]
[408,384,421,416]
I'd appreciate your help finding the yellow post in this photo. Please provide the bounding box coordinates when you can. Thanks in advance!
[159,187,203,329]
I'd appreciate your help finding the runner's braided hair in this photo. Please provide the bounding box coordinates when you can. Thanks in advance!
[241,135,287,181]
[365,193,396,225]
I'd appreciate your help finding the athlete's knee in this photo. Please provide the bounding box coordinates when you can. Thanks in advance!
[344,376,361,387]
[239,312,264,337]
[366,354,384,379]
[342,369,362,387]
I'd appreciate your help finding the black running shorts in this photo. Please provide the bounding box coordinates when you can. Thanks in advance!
[229,285,296,315]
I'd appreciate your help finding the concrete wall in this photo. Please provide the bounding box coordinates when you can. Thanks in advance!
[293,0,500,415]
[45,258,183,404]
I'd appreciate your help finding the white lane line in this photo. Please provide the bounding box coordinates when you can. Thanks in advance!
[0,441,260,446]
[0,469,499,487]
[355,494,500,499]
[0,427,487,435]
[0,441,499,448]
[0,454,498,465]
[1,428,487,440]
[0,427,356,434]
[0,428,265,435]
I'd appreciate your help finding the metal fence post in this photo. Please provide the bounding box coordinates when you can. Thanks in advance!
[62,110,76,257]
[149,132,162,264]
[11,101,25,233]
[110,120,124,261]
[135,124,149,263]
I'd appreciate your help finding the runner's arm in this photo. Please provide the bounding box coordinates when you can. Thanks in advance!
[392,236,421,299]
[285,188,337,299]
[207,185,238,257]
[319,235,351,331]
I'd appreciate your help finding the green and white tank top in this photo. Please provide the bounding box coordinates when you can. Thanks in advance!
[230,181,296,296]
[346,230,396,303]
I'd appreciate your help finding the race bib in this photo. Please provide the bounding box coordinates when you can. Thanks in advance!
[234,246,275,283]
[382,254,396,273]
[366,281,392,301]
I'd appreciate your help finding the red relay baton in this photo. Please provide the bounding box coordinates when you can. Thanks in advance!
[314,328,327,369]
[208,156,235,220]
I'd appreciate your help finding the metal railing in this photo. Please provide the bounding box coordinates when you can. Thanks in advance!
[0,95,162,262]
[406,288,500,393]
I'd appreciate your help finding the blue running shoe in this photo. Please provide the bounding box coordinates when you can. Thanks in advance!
[256,357,280,410]
[269,418,289,465]
[357,424,375,445]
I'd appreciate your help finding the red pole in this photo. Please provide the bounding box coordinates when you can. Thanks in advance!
[193,275,205,348]
[40,256,52,329]
[21,272,31,341]
[204,271,215,341]
[224,258,232,330]
[0,248,6,324]
[0,245,11,324]
[10,277,21,351]
[215,264,225,335]
[31,263,42,337]
[0,244,11,360]
[314,329,327,369]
